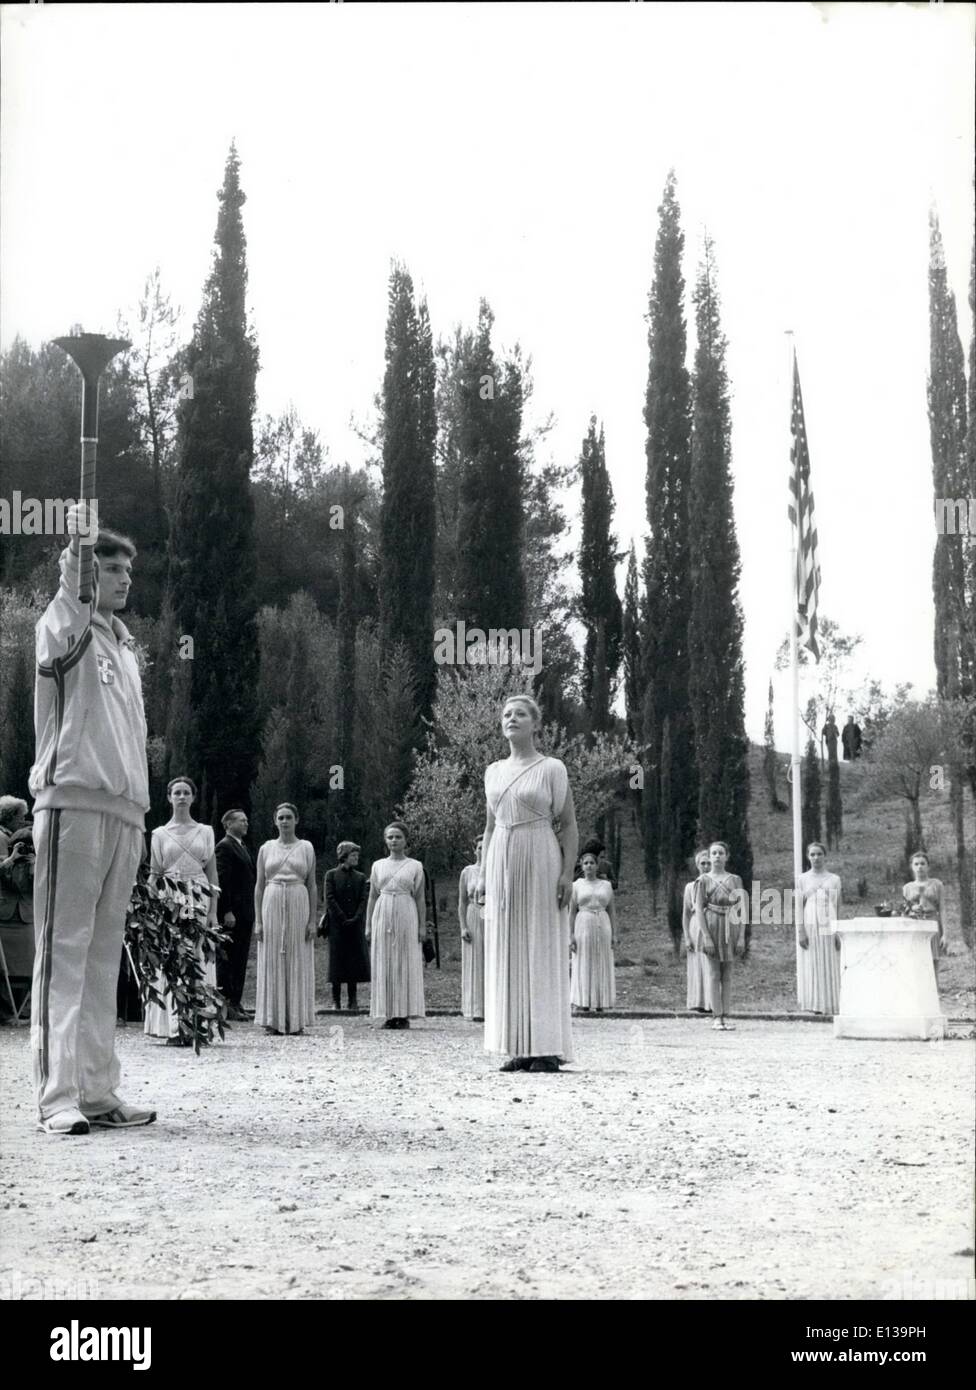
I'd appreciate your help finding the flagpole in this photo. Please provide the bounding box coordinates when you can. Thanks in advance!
[787,333,803,910]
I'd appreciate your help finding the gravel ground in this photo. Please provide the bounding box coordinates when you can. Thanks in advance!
[1,1017,973,1301]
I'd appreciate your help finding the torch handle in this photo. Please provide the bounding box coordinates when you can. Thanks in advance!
[78,374,99,605]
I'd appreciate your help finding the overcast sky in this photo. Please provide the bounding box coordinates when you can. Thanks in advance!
[2,2,973,740]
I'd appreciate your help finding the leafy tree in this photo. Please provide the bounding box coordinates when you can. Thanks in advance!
[168,144,260,825]
[863,699,963,853]
[775,615,864,739]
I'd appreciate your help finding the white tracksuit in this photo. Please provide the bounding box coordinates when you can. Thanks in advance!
[29,546,149,1121]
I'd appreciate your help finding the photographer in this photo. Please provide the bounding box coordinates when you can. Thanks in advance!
[0,811,35,1022]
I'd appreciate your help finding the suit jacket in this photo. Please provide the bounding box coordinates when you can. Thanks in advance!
[215,835,256,926]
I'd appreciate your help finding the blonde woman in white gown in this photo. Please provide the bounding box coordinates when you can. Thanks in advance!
[570,850,616,1010]
[458,836,485,1021]
[478,694,578,1073]
[254,803,318,1036]
[365,821,427,1029]
[797,841,842,1015]
[144,776,220,1044]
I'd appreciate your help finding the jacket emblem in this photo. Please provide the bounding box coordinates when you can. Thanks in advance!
[97,655,115,685]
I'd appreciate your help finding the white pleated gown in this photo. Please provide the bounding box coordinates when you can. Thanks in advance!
[255,839,316,1034]
[796,869,842,1015]
[369,857,426,1021]
[570,878,616,1009]
[483,756,573,1062]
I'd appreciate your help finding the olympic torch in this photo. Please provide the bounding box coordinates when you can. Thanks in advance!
[53,331,129,603]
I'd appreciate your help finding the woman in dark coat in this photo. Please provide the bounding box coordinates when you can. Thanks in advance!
[322,841,370,1011]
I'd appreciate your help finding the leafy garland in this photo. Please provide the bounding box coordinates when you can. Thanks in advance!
[124,862,229,1052]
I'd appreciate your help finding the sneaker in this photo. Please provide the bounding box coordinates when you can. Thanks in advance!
[712,1019,727,1031]
[38,1108,90,1136]
[87,1103,157,1129]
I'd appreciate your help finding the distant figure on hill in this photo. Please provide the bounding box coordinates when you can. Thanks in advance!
[821,714,840,762]
[841,715,862,761]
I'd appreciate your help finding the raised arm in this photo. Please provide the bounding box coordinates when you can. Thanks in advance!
[36,538,97,668]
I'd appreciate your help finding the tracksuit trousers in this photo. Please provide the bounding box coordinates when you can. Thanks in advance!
[31,808,143,1121]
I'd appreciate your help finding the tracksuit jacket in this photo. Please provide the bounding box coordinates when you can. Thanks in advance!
[29,546,149,829]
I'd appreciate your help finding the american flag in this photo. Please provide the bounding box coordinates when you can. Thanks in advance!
[787,351,821,661]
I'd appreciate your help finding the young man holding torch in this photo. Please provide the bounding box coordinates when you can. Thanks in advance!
[30,501,156,1134]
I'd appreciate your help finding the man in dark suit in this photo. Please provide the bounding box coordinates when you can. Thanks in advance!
[215,809,255,1022]
[322,841,369,1011]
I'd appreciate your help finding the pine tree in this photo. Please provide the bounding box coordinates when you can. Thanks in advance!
[640,171,696,889]
[621,542,643,742]
[577,417,623,733]
[456,302,525,630]
[169,144,260,826]
[687,236,752,891]
[378,266,437,729]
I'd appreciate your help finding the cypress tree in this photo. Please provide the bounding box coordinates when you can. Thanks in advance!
[801,731,822,856]
[687,236,752,892]
[577,416,623,733]
[928,210,973,942]
[825,752,842,850]
[334,504,358,812]
[763,679,786,811]
[928,209,970,695]
[622,542,643,742]
[640,171,696,888]
[456,302,525,631]
[378,265,437,723]
[169,144,260,825]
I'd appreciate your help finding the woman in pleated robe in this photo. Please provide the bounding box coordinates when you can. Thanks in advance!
[458,836,486,1021]
[365,821,427,1029]
[796,842,842,1014]
[254,803,317,1036]
[478,694,578,1073]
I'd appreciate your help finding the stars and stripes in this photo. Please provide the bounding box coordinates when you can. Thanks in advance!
[787,351,821,661]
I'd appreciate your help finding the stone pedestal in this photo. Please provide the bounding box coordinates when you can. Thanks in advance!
[832,918,945,1040]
